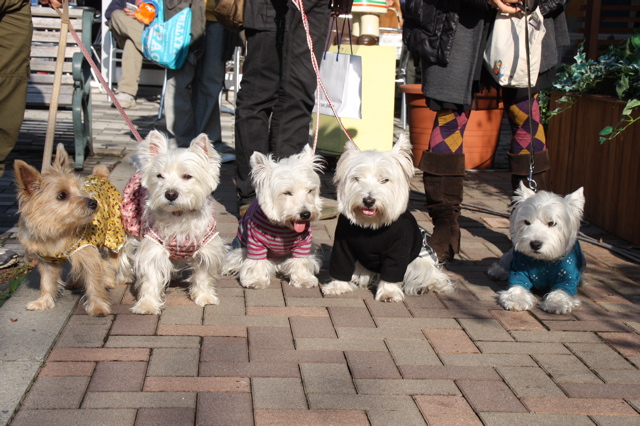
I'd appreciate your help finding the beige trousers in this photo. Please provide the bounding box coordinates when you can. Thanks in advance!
[108,10,144,96]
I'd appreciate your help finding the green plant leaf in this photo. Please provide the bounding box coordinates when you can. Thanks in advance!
[599,126,614,136]
[622,99,640,116]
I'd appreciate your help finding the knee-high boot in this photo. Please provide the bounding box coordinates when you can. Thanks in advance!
[419,151,465,263]
[508,151,551,192]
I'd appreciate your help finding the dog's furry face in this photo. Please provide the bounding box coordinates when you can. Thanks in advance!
[510,182,585,261]
[139,131,221,216]
[14,145,98,242]
[334,135,414,230]
[250,145,323,231]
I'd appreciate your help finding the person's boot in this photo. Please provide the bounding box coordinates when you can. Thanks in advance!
[508,150,551,192]
[419,151,465,263]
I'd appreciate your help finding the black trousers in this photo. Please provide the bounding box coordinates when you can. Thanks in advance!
[234,0,330,205]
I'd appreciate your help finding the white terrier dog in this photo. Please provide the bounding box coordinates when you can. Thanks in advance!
[488,182,586,314]
[322,135,453,302]
[118,131,225,314]
[223,145,323,289]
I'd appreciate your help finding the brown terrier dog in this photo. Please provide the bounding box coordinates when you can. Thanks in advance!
[14,144,126,316]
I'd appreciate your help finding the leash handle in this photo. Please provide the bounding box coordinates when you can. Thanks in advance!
[522,0,537,191]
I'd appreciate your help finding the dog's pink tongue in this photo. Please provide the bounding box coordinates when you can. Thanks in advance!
[363,208,376,216]
[293,221,306,233]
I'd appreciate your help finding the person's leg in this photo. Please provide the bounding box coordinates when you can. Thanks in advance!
[504,92,550,191]
[192,21,226,143]
[108,10,144,98]
[420,109,468,263]
[0,0,31,177]
[165,59,197,147]
[269,0,330,159]
[234,29,281,205]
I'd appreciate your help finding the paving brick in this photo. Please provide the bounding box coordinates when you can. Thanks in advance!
[88,361,147,392]
[438,297,502,311]
[204,315,290,327]
[203,296,246,317]
[307,394,417,410]
[157,324,246,337]
[295,337,388,351]
[424,329,480,353]
[248,326,294,349]
[200,361,300,378]
[566,343,635,370]
[457,380,527,413]
[440,353,536,367]
[281,282,324,299]
[497,366,566,397]
[328,307,375,328]
[409,308,495,319]
[404,293,447,309]
[148,348,199,376]
[39,362,95,377]
[254,409,369,426]
[354,378,459,396]
[285,297,368,308]
[246,306,328,317]
[414,395,482,425]
[533,354,603,383]
[589,416,640,425]
[338,327,426,341]
[579,284,632,305]
[110,314,158,335]
[55,316,113,348]
[458,318,514,342]
[373,317,461,329]
[201,337,248,362]
[135,408,195,426]
[346,350,402,379]
[22,376,89,409]
[158,305,204,325]
[558,382,640,399]
[598,332,640,357]
[245,288,286,307]
[596,369,640,384]
[12,409,137,426]
[511,331,600,343]
[544,320,631,332]
[399,365,501,381]
[367,408,427,426]
[105,335,200,348]
[478,412,596,425]
[249,348,345,363]
[144,376,250,392]
[252,377,307,409]
[290,316,337,339]
[522,397,638,416]
[82,391,196,409]
[476,341,571,355]
[490,310,546,331]
[385,338,441,366]
[364,299,413,317]
[300,363,357,394]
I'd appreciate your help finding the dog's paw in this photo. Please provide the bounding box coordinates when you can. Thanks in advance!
[240,279,270,290]
[85,301,111,317]
[498,286,537,311]
[26,296,56,311]
[375,282,405,302]
[190,289,220,307]
[290,275,319,289]
[131,297,163,315]
[321,280,356,295]
[540,290,580,314]
[487,262,509,281]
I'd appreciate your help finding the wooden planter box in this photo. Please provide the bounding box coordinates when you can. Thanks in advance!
[547,93,640,245]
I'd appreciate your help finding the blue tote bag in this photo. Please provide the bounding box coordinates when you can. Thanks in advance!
[142,0,192,70]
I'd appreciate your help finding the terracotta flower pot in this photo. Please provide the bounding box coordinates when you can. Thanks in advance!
[400,84,504,169]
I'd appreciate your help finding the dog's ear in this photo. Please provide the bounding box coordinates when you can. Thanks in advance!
[299,144,325,173]
[391,134,414,179]
[512,180,536,206]
[564,187,585,215]
[14,160,41,197]
[140,130,169,162]
[249,151,274,185]
[52,143,71,172]
[189,133,221,163]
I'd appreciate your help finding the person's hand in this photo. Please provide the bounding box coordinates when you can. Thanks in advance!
[124,8,136,18]
[39,0,63,8]
[488,0,521,14]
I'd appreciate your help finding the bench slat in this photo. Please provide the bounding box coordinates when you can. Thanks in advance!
[30,6,86,18]
[32,17,86,30]
[30,59,73,74]
[31,45,81,59]
[29,74,75,85]
[32,32,77,44]
[27,85,74,107]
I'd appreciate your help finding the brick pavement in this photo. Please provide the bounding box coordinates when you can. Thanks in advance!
[3,86,640,425]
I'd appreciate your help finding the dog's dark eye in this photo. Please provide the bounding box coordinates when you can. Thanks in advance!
[157,174,164,179]
[182,174,192,180]
[524,220,531,226]
[308,189,313,194]
[354,177,360,182]
[57,191,67,201]
[380,178,389,184]
[548,221,557,227]
[284,191,292,196]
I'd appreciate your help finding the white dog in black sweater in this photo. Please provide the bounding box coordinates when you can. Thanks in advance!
[322,135,454,302]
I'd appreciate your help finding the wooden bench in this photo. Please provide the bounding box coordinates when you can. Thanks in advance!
[28,6,94,170]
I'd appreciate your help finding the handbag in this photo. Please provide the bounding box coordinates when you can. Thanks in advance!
[142,0,192,70]
[484,7,546,88]
[213,0,244,32]
[314,51,363,120]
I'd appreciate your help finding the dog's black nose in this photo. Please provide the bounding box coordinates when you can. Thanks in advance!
[530,240,543,251]
[87,198,98,210]
[363,196,375,208]
[300,211,311,220]
[165,190,179,202]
